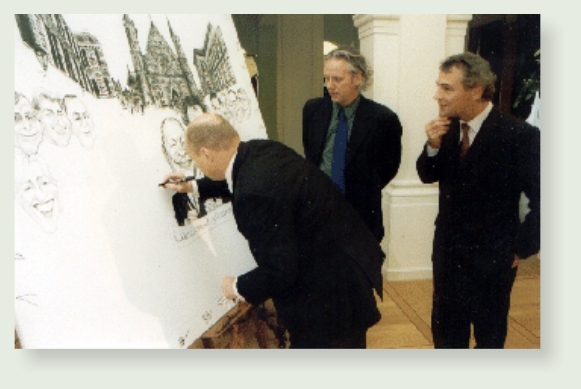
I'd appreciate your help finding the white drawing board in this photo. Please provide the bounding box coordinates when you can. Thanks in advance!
[14,14,266,348]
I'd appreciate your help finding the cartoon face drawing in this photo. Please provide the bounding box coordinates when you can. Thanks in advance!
[236,88,251,120]
[186,104,204,123]
[183,95,207,125]
[64,95,95,149]
[34,93,72,147]
[14,93,43,156]
[161,117,193,173]
[227,89,237,105]
[209,93,223,114]
[15,156,59,233]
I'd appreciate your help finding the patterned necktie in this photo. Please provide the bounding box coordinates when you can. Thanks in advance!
[460,122,470,160]
[331,108,348,194]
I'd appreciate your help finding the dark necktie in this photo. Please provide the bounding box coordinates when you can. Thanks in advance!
[331,108,348,194]
[460,122,470,160]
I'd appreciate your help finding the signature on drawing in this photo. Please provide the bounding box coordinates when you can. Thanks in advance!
[178,330,190,347]
[202,311,212,324]
[16,294,38,306]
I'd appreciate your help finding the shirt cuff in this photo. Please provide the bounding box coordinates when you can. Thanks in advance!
[186,179,197,203]
[190,178,199,197]
[426,143,439,157]
[232,277,245,301]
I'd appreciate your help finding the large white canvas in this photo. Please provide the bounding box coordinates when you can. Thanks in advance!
[14,14,266,349]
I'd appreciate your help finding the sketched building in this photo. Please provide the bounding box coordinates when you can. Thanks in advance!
[14,14,113,99]
[122,14,201,110]
[74,32,114,99]
[193,23,236,97]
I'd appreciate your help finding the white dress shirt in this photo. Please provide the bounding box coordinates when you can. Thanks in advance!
[426,102,493,157]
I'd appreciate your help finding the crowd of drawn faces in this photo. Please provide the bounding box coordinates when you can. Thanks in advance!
[160,116,223,222]
[161,86,249,222]
[177,86,252,130]
[14,91,96,233]
[208,87,251,126]
[169,84,253,171]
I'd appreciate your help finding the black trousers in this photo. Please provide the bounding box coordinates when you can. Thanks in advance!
[431,254,518,349]
[289,328,367,349]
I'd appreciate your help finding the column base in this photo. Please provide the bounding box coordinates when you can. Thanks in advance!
[381,180,439,281]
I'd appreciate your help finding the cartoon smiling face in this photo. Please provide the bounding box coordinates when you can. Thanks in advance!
[161,117,193,172]
[16,156,59,233]
[35,93,72,147]
[14,93,43,156]
[65,95,95,148]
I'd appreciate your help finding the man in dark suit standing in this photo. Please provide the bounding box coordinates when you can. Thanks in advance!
[162,113,384,348]
[416,52,540,348]
[302,47,402,242]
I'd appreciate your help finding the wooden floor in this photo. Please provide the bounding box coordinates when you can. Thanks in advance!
[367,255,541,349]
[188,255,540,349]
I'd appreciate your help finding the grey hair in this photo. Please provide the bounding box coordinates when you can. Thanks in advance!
[325,47,373,91]
[440,52,497,101]
[31,90,63,112]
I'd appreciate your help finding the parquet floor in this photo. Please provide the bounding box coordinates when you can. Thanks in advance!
[187,254,540,349]
[367,255,541,349]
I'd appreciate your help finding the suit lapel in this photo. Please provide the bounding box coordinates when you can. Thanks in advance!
[463,108,502,164]
[232,141,249,197]
[311,99,333,165]
[345,96,371,168]
[441,119,461,163]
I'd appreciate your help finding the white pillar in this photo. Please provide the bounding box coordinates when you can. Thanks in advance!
[446,14,473,56]
[354,14,472,281]
[353,14,401,109]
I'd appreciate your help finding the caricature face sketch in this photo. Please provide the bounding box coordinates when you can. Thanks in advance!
[186,104,204,123]
[236,88,251,120]
[210,93,223,114]
[161,118,193,173]
[34,93,72,147]
[16,156,59,233]
[14,93,43,156]
[227,89,237,105]
[64,95,95,149]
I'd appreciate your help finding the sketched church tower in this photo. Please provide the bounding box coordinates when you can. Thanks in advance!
[15,14,115,99]
[193,23,236,98]
[123,14,202,111]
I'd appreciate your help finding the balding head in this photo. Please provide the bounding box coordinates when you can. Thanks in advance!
[185,113,239,156]
[184,113,240,180]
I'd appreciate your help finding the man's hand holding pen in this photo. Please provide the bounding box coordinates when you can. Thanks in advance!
[159,172,194,193]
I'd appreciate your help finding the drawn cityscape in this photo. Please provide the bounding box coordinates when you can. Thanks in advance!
[15,14,248,233]
[15,14,238,122]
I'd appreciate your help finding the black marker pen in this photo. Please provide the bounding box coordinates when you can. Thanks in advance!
[158,176,196,187]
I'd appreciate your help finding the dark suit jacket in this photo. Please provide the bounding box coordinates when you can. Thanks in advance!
[303,95,402,241]
[220,139,384,343]
[416,108,540,275]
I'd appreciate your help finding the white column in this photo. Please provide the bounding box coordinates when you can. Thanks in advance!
[353,14,401,109]
[446,14,473,56]
[354,14,472,281]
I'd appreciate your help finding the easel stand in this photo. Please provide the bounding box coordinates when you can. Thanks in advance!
[199,301,287,349]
